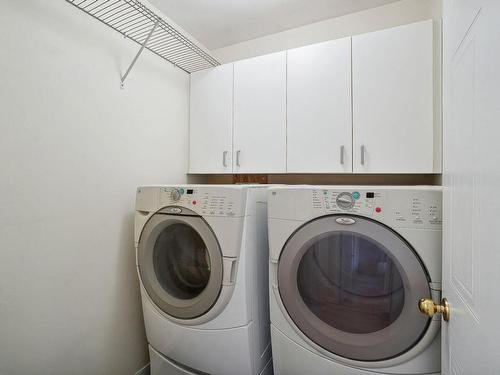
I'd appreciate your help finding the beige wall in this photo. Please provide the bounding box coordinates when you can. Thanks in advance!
[198,174,441,186]
[0,1,189,374]
[212,0,442,63]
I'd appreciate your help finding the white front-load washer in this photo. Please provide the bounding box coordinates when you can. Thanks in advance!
[267,186,442,375]
[135,185,272,375]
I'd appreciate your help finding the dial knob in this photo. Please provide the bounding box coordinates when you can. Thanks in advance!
[171,188,181,201]
[336,192,355,210]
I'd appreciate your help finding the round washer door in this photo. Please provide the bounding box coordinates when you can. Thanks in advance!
[137,210,223,320]
[278,215,431,362]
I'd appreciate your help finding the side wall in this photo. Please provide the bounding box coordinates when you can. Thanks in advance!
[0,1,189,374]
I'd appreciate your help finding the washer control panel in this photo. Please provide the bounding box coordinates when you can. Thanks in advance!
[312,189,374,214]
[158,186,244,217]
[309,187,442,229]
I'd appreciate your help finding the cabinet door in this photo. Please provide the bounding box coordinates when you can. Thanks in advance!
[189,64,233,174]
[233,52,286,173]
[352,20,437,173]
[287,38,352,173]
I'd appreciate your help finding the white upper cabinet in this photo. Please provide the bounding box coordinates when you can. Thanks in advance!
[352,20,439,173]
[189,64,233,174]
[287,38,352,173]
[233,52,287,173]
[188,20,440,175]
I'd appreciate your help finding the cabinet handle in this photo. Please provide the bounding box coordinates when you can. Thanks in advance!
[361,145,366,166]
[340,145,345,165]
[236,150,241,167]
[222,151,228,167]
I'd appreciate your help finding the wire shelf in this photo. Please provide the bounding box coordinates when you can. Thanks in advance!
[66,0,220,74]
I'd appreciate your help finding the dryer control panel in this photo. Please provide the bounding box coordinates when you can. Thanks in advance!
[269,186,442,230]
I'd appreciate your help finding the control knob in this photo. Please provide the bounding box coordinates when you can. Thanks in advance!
[336,192,355,210]
[171,188,181,201]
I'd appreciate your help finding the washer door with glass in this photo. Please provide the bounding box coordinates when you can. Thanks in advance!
[278,215,431,362]
[137,210,223,320]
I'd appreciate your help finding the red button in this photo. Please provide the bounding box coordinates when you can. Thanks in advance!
[192,200,197,205]
[375,207,382,213]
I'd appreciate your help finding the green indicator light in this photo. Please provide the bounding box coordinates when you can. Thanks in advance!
[179,188,185,194]
[353,192,360,200]
[323,190,328,195]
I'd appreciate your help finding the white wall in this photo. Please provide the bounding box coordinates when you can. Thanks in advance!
[212,0,442,63]
[0,1,189,374]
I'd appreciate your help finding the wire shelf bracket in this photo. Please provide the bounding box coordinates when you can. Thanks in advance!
[65,0,220,85]
[120,20,157,88]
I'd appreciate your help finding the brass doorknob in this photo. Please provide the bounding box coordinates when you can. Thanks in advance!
[418,298,450,322]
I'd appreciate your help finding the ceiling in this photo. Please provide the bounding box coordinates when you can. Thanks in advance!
[148,0,402,50]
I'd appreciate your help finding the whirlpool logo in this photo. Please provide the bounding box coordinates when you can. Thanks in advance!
[335,217,356,225]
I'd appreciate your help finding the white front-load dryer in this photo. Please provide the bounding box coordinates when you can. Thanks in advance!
[135,185,272,375]
[268,186,442,375]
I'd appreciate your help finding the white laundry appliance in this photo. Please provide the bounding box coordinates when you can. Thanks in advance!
[267,186,442,375]
[135,185,272,375]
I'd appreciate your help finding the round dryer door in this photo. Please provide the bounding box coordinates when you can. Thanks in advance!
[278,215,431,362]
[137,208,223,319]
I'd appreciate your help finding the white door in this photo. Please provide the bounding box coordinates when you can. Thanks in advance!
[189,64,233,173]
[352,20,437,173]
[287,38,352,173]
[233,52,286,173]
[442,1,500,373]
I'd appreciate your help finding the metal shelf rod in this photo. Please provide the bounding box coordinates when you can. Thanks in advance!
[66,0,220,74]
[120,20,157,88]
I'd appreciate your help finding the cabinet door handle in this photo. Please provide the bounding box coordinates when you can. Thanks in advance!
[222,151,228,167]
[236,150,241,167]
[340,145,345,165]
[361,145,366,166]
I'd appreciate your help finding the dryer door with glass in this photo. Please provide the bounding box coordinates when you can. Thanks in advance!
[278,214,431,361]
[137,207,223,320]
